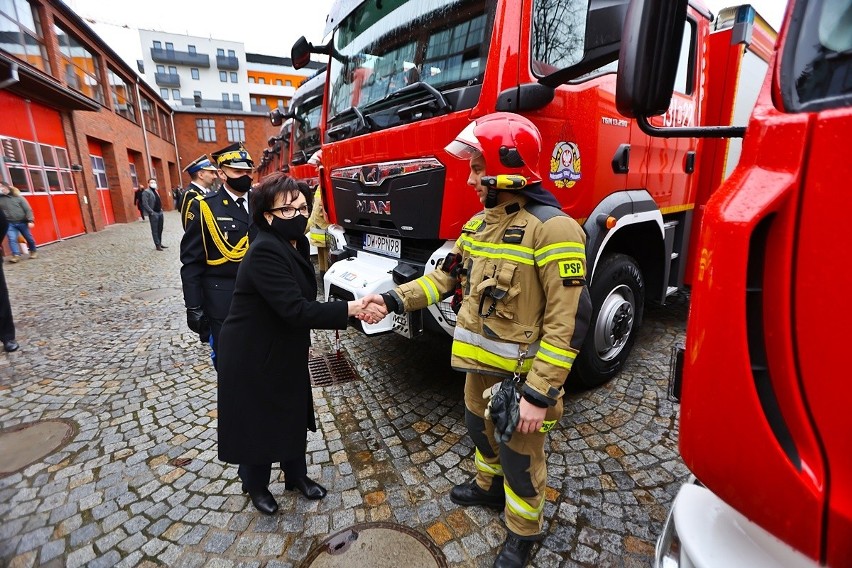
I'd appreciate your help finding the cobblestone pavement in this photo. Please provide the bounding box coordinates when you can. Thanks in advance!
[0,212,690,567]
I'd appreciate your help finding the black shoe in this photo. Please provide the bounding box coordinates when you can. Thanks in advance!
[450,478,505,510]
[285,476,327,500]
[3,340,19,352]
[160,244,168,248]
[242,485,278,515]
[493,533,536,568]
[156,245,164,251]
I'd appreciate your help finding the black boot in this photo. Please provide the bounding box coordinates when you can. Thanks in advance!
[450,478,505,510]
[242,484,278,515]
[493,532,536,568]
[285,476,327,500]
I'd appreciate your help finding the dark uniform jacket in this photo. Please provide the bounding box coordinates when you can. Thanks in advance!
[179,181,211,229]
[179,187,257,347]
[217,230,348,464]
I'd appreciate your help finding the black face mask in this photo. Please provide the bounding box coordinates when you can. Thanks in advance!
[226,174,253,192]
[269,214,308,241]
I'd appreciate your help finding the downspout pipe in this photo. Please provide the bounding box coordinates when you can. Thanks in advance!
[135,80,153,178]
[169,110,182,185]
[0,62,19,90]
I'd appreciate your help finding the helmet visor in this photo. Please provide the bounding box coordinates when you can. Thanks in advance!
[444,121,482,160]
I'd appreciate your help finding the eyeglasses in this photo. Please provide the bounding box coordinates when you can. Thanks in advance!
[269,204,309,219]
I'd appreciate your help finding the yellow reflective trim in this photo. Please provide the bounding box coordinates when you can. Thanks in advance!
[540,340,572,357]
[416,275,440,305]
[536,350,575,371]
[539,420,557,433]
[504,483,544,521]
[536,241,584,255]
[475,448,503,476]
[452,341,535,373]
[536,251,586,267]
[458,235,536,265]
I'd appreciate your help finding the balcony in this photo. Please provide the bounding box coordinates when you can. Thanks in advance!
[180,97,244,111]
[250,103,270,113]
[154,73,180,87]
[216,55,239,70]
[150,48,210,68]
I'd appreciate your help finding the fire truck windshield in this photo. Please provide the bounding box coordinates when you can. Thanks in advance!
[328,0,494,130]
[294,94,323,154]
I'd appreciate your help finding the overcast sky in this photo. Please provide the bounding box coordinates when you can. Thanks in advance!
[64,0,788,71]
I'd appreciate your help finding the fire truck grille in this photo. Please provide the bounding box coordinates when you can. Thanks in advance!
[308,352,359,387]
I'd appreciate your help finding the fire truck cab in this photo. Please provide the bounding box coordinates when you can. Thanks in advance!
[293,0,771,387]
[617,0,852,566]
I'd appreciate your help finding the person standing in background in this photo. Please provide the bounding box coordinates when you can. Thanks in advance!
[140,178,166,251]
[0,208,19,352]
[0,182,38,263]
[134,186,146,221]
[179,155,219,229]
[180,142,256,367]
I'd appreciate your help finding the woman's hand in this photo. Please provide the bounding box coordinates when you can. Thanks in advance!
[347,295,388,324]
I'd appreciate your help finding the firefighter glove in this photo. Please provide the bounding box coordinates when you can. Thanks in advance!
[186,307,211,343]
[483,379,521,444]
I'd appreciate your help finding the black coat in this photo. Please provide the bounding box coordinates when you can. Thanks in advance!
[217,229,348,465]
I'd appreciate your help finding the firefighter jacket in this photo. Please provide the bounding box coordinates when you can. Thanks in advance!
[306,187,330,248]
[390,194,591,406]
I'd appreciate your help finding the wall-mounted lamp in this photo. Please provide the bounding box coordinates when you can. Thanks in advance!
[70,164,83,172]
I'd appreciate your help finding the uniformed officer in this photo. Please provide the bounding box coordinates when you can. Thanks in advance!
[180,142,257,367]
[179,154,219,229]
[372,113,592,568]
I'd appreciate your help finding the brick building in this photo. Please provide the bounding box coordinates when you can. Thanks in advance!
[172,110,277,187]
[0,0,178,248]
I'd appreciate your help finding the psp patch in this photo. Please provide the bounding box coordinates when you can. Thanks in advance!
[558,259,586,286]
[462,219,484,233]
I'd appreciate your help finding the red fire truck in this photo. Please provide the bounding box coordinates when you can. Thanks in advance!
[292,0,773,387]
[617,0,851,566]
[262,70,325,185]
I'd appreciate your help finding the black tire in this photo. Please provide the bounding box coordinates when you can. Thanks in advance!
[571,253,644,389]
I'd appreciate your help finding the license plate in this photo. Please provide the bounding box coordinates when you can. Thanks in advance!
[363,233,401,258]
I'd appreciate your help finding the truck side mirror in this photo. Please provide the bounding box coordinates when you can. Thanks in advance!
[615,0,688,118]
[292,37,313,70]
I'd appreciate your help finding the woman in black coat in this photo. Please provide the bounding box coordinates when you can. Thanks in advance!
[217,173,382,515]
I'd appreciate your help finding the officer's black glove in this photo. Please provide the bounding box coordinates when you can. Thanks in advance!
[483,379,521,444]
[186,307,211,343]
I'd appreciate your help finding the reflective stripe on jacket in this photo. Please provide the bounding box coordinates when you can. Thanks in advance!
[393,194,591,404]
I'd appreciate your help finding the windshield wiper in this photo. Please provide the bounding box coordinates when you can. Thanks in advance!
[358,80,452,117]
[327,105,374,140]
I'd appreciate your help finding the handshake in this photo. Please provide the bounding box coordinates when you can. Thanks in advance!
[346,294,390,325]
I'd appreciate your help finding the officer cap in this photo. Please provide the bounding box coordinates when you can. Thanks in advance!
[183,154,217,174]
[211,142,254,170]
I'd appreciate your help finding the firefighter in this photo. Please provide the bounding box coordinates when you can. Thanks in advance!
[180,142,257,368]
[304,150,330,274]
[373,113,592,567]
[179,154,219,230]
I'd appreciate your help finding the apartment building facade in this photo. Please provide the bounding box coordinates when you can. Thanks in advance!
[0,0,179,249]
[245,53,323,113]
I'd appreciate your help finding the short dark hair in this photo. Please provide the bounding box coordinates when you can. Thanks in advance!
[251,172,302,228]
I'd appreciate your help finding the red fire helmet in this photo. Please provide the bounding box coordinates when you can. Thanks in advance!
[444,112,542,183]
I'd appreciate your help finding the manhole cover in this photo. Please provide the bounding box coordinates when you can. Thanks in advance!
[0,420,76,477]
[132,288,180,301]
[302,522,447,567]
[308,353,359,387]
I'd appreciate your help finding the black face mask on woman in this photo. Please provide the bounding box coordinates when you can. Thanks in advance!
[225,174,253,192]
[269,214,308,241]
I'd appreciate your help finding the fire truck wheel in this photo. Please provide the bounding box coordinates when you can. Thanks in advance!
[572,253,645,389]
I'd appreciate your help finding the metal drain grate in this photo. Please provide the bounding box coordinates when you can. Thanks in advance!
[308,352,359,386]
